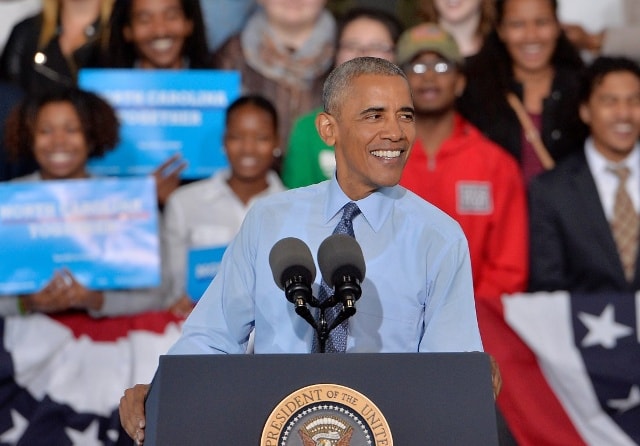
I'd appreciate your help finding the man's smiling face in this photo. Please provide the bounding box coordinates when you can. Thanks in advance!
[319,73,416,200]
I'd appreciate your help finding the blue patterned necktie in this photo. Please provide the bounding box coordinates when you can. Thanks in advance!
[313,202,361,352]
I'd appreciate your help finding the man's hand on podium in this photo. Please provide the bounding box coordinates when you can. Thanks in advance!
[120,383,150,445]
[116,355,502,445]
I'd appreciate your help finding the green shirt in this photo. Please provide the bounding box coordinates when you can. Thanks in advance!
[281,108,336,188]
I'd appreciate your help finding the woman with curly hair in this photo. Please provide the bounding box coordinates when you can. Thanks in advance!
[419,0,496,58]
[5,88,119,181]
[0,0,113,95]
[457,0,588,184]
[2,88,167,317]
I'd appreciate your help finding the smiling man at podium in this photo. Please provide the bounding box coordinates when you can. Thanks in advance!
[120,57,494,445]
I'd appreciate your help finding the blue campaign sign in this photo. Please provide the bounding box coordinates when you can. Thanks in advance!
[186,245,227,302]
[0,177,160,295]
[78,69,240,179]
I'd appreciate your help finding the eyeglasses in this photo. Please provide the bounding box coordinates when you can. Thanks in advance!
[406,61,454,75]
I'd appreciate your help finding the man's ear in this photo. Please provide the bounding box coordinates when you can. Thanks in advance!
[316,111,337,147]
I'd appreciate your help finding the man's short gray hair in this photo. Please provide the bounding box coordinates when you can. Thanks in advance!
[322,57,408,116]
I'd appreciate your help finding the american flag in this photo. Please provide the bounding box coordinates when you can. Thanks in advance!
[0,311,181,445]
[478,292,640,445]
[1,294,638,445]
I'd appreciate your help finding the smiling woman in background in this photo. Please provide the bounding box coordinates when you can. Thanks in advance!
[1,88,167,317]
[162,94,286,317]
[419,0,495,58]
[458,0,587,185]
[6,89,119,182]
[102,0,211,68]
[96,0,212,206]
[99,0,210,68]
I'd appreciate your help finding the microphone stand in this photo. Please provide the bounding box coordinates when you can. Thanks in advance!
[315,294,342,354]
[284,276,361,353]
[284,276,317,329]
[311,290,359,354]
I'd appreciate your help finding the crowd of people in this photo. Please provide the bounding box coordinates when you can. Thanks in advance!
[0,0,639,444]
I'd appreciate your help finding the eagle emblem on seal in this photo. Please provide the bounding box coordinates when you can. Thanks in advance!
[298,415,354,446]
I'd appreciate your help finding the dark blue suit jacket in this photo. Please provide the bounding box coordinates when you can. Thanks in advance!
[528,149,640,292]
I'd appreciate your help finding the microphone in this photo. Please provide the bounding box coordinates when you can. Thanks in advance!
[269,237,317,328]
[317,234,366,327]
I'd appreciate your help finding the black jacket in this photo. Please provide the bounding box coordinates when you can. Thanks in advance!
[528,150,640,293]
[0,14,101,96]
[457,65,588,165]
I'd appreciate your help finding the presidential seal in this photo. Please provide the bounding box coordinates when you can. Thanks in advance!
[261,383,393,446]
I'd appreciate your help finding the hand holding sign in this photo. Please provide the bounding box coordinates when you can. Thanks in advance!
[153,154,188,207]
[19,269,104,314]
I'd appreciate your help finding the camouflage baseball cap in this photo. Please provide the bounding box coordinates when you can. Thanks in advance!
[396,23,463,66]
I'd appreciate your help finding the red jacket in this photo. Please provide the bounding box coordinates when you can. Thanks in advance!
[401,114,528,300]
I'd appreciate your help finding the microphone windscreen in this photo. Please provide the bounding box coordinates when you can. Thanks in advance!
[269,237,316,289]
[317,234,366,287]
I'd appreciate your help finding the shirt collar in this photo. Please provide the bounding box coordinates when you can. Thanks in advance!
[585,136,640,178]
[325,174,397,232]
[202,168,284,202]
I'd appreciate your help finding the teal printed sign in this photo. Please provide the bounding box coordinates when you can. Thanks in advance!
[186,245,227,302]
[0,177,160,294]
[78,69,240,179]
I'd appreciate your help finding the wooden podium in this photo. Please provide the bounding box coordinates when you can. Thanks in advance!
[145,352,499,445]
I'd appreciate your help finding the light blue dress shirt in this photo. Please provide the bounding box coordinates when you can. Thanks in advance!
[168,176,483,355]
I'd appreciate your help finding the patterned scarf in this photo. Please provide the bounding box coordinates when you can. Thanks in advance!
[241,9,336,88]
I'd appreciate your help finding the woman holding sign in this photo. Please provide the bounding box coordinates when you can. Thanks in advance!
[100,0,210,69]
[97,0,213,205]
[1,88,167,317]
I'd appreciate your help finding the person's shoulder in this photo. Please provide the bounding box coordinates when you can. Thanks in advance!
[455,117,522,172]
[242,182,325,226]
[172,177,215,197]
[530,150,585,191]
[10,12,41,31]
[394,187,466,240]
[265,170,286,191]
[396,186,451,216]
[10,171,40,182]
[253,182,324,209]
[3,13,41,50]
[165,177,223,211]
[473,133,521,170]
[550,149,585,175]
[553,65,584,91]
[252,181,326,209]
[212,34,242,67]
